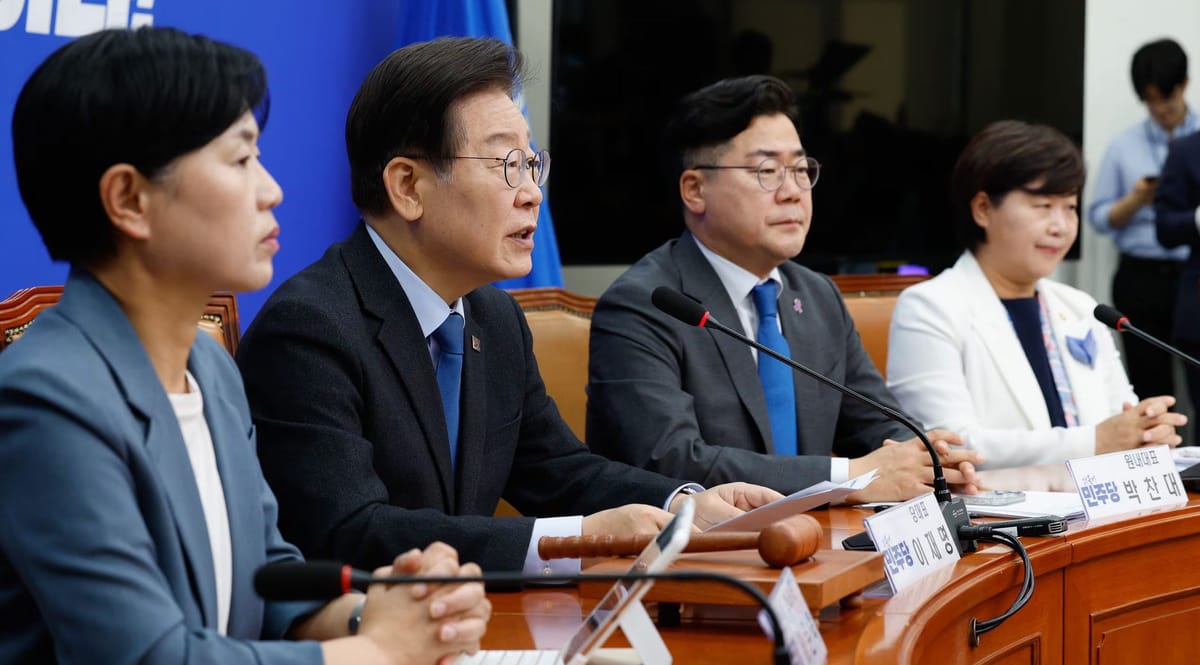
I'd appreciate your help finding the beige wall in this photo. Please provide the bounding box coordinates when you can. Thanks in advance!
[841,0,907,128]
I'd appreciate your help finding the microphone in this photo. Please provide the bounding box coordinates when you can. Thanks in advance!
[1094,304,1200,370]
[254,561,791,665]
[651,286,975,554]
[1095,304,1200,488]
[255,560,359,601]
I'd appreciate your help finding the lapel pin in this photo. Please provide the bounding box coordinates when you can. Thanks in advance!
[471,335,481,352]
[792,297,803,315]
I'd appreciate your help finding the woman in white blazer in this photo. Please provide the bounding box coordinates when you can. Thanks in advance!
[887,121,1185,470]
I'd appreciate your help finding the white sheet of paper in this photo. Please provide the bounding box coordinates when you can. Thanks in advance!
[961,490,1085,520]
[861,490,1086,521]
[705,470,877,533]
[1173,446,1200,471]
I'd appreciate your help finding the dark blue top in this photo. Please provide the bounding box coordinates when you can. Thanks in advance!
[1001,296,1067,428]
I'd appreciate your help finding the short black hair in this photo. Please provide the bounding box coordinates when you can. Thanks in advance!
[11,27,269,266]
[1131,38,1188,99]
[951,120,1084,252]
[346,37,525,217]
[661,75,799,179]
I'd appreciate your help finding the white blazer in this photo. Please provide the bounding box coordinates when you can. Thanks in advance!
[886,251,1136,469]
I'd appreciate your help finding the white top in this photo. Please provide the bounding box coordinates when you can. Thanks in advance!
[168,372,232,634]
[887,251,1137,469]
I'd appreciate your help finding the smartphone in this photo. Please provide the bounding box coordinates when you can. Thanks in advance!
[841,530,876,551]
[559,496,694,665]
[1144,175,1160,183]
[961,490,1025,506]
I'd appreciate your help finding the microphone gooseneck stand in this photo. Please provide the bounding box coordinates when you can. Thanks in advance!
[650,286,1042,646]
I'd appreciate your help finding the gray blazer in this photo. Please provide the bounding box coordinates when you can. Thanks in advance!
[0,270,320,665]
[587,232,908,493]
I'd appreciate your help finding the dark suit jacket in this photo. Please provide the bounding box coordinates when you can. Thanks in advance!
[0,270,319,665]
[1155,131,1200,344]
[237,224,679,572]
[587,232,908,494]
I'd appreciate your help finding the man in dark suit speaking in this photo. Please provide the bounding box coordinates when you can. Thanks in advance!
[587,75,981,499]
[236,38,780,576]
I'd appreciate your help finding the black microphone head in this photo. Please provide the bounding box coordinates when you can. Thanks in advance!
[254,560,348,601]
[1094,304,1127,331]
[651,286,709,327]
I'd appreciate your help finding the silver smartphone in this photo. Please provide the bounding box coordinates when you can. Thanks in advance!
[962,490,1026,506]
[558,497,695,665]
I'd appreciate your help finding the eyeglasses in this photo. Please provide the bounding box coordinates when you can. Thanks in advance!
[452,148,551,189]
[690,156,821,192]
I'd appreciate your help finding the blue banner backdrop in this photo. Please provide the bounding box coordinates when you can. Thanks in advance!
[396,0,564,291]
[1,0,562,329]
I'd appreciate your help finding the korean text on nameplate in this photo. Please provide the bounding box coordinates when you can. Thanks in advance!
[863,492,960,593]
[1066,444,1186,520]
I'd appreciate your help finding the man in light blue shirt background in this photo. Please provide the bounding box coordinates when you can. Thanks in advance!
[1088,38,1198,404]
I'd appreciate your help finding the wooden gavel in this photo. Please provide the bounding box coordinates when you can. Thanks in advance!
[537,514,822,568]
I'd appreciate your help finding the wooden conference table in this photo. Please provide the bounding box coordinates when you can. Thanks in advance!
[480,485,1200,664]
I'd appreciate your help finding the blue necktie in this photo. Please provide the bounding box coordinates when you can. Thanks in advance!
[432,313,464,471]
[751,283,797,456]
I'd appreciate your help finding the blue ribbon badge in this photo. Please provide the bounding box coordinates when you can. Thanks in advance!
[1065,329,1097,369]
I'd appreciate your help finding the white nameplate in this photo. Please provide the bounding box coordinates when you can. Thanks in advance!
[757,566,827,665]
[1066,444,1187,520]
[863,492,960,593]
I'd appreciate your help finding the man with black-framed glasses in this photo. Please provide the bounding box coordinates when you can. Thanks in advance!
[587,75,982,501]
[236,38,782,576]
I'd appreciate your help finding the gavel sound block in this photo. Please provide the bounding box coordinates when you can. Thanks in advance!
[573,513,886,610]
[538,514,823,568]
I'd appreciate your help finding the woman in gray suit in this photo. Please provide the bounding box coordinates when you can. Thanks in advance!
[0,27,488,665]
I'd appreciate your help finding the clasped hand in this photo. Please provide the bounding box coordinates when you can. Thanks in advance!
[359,543,491,665]
[846,429,983,503]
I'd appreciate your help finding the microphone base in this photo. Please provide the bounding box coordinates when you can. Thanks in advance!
[840,497,978,554]
[943,497,977,555]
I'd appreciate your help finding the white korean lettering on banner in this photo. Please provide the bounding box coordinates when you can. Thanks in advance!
[0,0,153,36]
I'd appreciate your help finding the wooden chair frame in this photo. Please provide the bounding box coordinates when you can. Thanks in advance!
[0,286,241,354]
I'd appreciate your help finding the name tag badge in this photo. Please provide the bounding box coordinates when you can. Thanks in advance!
[1067,444,1186,520]
[863,492,960,593]
[757,566,827,665]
